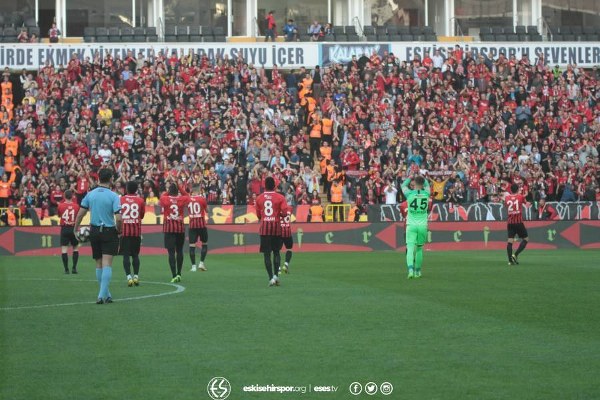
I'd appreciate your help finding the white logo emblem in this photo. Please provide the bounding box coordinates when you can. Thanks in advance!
[365,381,378,395]
[380,382,394,395]
[207,377,231,400]
[349,382,363,395]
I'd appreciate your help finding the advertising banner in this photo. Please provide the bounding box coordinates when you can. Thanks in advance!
[1,221,598,256]
[321,43,391,65]
[370,201,600,223]
[389,41,600,67]
[16,202,599,227]
[3,41,598,69]
[0,42,317,69]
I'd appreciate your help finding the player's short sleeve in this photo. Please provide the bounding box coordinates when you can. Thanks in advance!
[112,193,121,213]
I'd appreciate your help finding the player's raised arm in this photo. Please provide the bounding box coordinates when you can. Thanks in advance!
[401,177,412,196]
[422,175,431,192]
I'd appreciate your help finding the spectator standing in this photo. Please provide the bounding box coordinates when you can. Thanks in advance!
[17,28,29,43]
[48,22,61,43]
[384,181,398,205]
[265,11,276,42]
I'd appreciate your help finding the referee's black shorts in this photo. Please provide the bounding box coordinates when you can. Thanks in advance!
[164,232,185,250]
[189,227,208,244]
[260,235,282,253]
[507,223,528,239]
[60,226,78,247]
[120,236,142,256]
[89,226,120,259]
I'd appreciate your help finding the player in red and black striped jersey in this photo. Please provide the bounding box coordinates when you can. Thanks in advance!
[159,180,191,282]
[277,206,294,274]
[57,190,80,274]
[256,177,288,286]
[187,184,209,272]
[504,184,529,265]
[120,181,145,286]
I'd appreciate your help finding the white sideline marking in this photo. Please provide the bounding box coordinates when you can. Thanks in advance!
[0,279,185,310]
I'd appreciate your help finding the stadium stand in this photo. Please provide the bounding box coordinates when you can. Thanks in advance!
[480,26,542,42]
[284,24,437,42]
[0,43,599,224]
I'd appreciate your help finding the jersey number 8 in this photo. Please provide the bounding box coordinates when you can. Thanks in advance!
[263,200,274,217]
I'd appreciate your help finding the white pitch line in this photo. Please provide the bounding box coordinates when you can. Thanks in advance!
[0,279,185,311]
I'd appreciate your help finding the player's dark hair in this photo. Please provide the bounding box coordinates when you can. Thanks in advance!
[265,176,275,191]
[64,190,73,200]
[414,176,425,186]
[98,168,113,184]
[511,184,519,194]
[192,184,201,193]
[168,183,178,195]
[126,181,138,195]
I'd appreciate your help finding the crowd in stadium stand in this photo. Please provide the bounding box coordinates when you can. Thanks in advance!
[0,44,599,222]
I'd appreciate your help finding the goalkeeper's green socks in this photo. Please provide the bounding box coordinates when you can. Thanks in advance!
[406,243,415,279]
[414,246,423,278]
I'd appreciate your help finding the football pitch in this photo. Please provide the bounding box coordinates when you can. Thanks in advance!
[1,250,599,400]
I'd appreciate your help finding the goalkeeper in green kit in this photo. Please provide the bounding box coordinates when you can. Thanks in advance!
[401,174,431,279]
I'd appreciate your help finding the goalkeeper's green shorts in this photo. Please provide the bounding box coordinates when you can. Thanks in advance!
[406,225,428,246]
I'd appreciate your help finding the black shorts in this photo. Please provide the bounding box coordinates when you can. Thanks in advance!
[60,226,78,247]
[279,236,293,250]
[189,227,208,244]
[260,235,282,253]
[164,232,185,250]
[120,236,141,256]
[89,226,120,260]
[507,223,528,239]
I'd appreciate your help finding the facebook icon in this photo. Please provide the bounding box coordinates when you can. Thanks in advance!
[349,382,363,395]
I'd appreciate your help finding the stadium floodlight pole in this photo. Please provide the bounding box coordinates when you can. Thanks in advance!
[132,0,136,27]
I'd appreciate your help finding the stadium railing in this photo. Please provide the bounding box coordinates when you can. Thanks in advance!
[325,204,350,222]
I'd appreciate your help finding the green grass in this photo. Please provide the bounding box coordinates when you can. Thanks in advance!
[1,250,600,400]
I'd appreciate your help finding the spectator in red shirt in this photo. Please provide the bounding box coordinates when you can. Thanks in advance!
[265,11,276,42]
